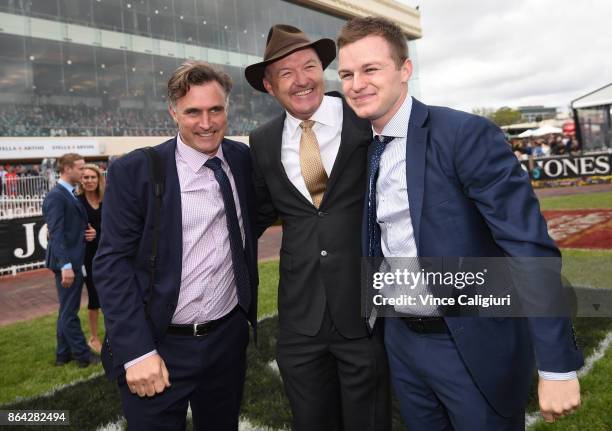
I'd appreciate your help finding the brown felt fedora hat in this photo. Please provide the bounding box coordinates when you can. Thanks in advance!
[245,24,336,93]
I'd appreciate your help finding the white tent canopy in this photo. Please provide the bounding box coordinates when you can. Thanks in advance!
[531,125,562,136]
[518,129,535,138]
[571,83,612,109]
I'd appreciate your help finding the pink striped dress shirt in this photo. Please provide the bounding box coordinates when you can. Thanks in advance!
[171,133,244,324]
[124,135,245,369]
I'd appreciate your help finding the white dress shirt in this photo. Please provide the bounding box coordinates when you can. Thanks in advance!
[281,95,343,203]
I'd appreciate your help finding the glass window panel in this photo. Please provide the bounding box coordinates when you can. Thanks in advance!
[125,50,154,97]
[64,43,96,96]
[153,55,179,102]
[95,46,127,98]
[92,0,122,32]
[28,0,59,18]
[27,38,64,95]
[149,9,175,41]
[174,0,196,17]
[59,0,92,25]
[123,9,149,36]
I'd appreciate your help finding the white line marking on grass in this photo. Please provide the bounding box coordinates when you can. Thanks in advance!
[267,359,281,376]
[96,416,126,431]
[96,416,284,431]
[3,370,105,405]
[526,329,612,429]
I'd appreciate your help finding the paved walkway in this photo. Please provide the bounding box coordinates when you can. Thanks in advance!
[0,226,282,327]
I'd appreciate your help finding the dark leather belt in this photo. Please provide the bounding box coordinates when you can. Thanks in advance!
[167,306,239,336]
[401,316,448,334]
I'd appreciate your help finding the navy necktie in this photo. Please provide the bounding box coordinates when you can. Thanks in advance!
[204,157,251,313]
[367,135,394,257]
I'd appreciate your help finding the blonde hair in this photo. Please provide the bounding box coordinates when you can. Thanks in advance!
[78,164,105,200]
[57,153,84,173]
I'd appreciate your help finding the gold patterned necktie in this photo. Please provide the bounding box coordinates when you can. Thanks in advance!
[299,120,328,208]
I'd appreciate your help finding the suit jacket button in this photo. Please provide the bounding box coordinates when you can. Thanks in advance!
[317,211,326,217]
[321,250,328,257]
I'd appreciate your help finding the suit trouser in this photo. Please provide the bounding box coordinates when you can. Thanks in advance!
[385,318,524,431]
[118,308,249,431]
[277,308,391,431]
[54,269,89,361]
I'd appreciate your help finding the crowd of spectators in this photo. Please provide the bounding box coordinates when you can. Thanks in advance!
[0,100,277,137]
[510,135,581,160]
[0,161,108,197]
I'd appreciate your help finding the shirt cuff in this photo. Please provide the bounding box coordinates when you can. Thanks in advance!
[124,350,158,370]
[538,370,577,381]
[61,263,72,270]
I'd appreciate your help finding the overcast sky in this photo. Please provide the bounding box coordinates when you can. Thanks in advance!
[401,0,612,113]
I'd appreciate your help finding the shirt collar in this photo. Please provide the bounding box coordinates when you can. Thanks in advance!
[176,133,226,173]
[58,178,76,195]
[373,94,413,139]
[285,95,339,140]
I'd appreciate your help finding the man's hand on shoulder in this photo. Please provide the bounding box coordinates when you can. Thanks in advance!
[538,377,580,423]
[125,353,171,397]
[60,268,75,288]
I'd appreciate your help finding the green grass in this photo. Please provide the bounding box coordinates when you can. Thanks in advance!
[0,260,280,407]
[539,191,612,210]
[0,309,104,405]
[562,249,612,290]
[257,260,279,317]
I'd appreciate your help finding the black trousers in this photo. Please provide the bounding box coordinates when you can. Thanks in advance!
[118,309,249,431]
[277,308,391,431]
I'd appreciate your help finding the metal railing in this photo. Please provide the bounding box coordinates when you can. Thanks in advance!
[0,174,57,220]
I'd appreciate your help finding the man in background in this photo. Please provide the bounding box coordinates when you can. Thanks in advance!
[43,153,98,368]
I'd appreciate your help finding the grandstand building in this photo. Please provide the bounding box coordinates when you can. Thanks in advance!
[517,105,557,123]
[0,0,421,157]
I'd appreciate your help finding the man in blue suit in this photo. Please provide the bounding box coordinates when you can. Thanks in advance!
[94,61,258,430]
[43,153,98,367]
[337,17,583,430]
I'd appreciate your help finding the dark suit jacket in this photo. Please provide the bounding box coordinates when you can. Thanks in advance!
[363,97,584,416]
[43,183,87,271]
[250,93,372,339]
[94,137,258,379]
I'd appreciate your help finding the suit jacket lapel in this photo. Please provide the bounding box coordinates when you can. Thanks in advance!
[323,97,371,208]
[158,138,183,281]
[58,184,87,221]
[405,98,429,252]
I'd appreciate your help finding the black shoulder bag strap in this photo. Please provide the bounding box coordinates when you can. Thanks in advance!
[138,147,165,319]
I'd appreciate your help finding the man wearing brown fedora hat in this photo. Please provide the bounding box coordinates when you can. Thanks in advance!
[246,25,390,431]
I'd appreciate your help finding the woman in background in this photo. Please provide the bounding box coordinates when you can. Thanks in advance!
[78,164,105,353]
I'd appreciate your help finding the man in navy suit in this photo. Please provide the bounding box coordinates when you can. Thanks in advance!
[43,153,98,367]
[94,61,258,430]
[337,17,583,430]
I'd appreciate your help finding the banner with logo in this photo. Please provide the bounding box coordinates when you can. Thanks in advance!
[0,140,100,159]
[522,153,611,180]
[0,216,47,268]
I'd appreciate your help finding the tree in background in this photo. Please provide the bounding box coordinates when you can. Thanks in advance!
[472,106,522,127]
